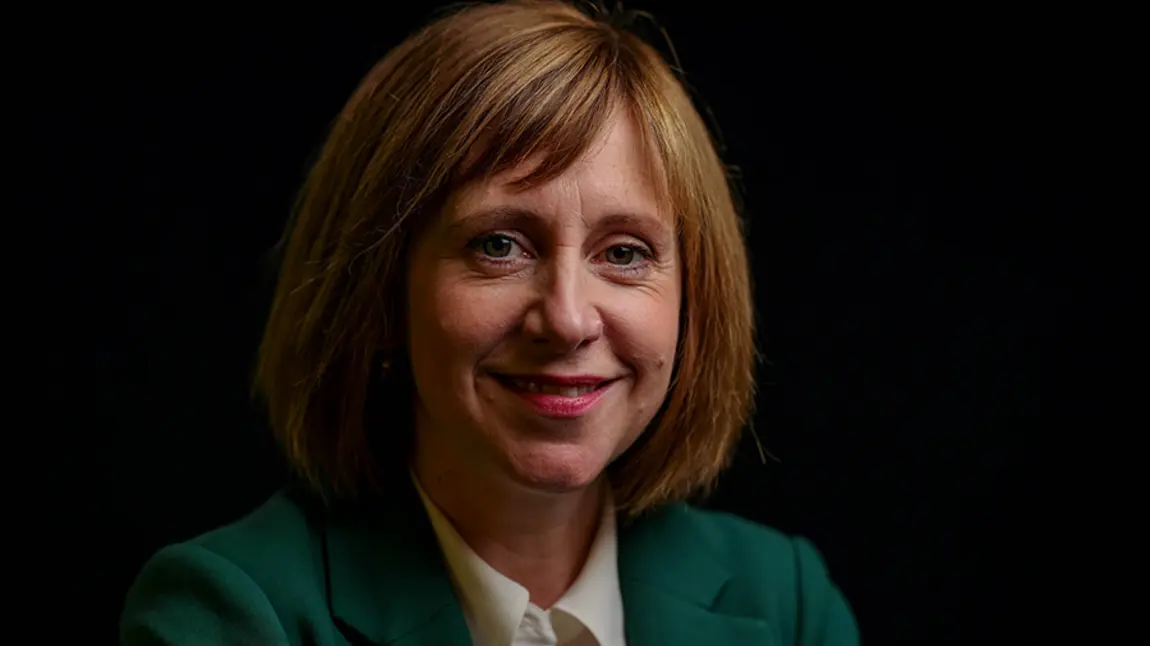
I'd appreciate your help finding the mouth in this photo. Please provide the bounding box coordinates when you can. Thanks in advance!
[498,377,607,397]
[493,373,615,393]
[489,373,619,418]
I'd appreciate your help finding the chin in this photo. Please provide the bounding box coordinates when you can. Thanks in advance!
[503,443,608,493]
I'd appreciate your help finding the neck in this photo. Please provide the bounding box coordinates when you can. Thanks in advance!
[412,442,604,609]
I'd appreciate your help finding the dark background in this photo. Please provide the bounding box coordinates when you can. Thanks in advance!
[38,3,1118,643]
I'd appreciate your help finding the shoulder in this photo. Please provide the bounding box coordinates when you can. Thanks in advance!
[120,490,330,645]
[189,488,322,581]
[671,503,797,564]
[661,503,861,646]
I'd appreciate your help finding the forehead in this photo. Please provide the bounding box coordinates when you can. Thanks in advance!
[451,110,667,220]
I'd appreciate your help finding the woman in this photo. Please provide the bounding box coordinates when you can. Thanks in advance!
[121,1,859,644]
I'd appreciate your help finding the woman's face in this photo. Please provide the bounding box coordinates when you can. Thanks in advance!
[407,110,681,493]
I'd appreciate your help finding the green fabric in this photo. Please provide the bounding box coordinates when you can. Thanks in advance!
[122,482,858,645]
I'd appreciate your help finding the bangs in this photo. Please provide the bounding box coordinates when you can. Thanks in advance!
[446,26,650,193]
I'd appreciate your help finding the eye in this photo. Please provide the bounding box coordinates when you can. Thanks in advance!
[478,234,516,258]
[605,245,641,265]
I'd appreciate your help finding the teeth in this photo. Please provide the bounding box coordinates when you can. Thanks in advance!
[511,379,596,396]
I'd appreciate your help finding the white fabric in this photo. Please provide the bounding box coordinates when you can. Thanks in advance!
[412,475,626,646]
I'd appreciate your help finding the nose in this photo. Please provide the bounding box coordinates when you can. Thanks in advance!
[522,250,603,352]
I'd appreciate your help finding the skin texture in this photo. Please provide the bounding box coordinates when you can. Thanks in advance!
[407,109,681,606]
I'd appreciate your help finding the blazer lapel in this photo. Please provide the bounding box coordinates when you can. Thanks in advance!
[312,479,472,645]
[618,504,778,646]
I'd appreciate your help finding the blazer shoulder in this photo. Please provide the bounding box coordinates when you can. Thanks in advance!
[190,489,321,573]
[676,505,861,646]
[120,540,291,645]
[675,504,796,567]
[121,490,331,645]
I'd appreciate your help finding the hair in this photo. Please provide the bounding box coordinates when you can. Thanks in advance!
[254,0,756,518]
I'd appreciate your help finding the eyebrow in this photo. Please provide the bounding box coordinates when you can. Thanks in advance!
[447,206,537,235]
[448,206,672,242]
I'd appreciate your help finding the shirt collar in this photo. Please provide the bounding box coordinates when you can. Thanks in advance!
[550,497,625,645]
[412,473,625,646]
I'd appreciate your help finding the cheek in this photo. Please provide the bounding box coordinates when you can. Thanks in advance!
[411,276,523,369]
[606,286,681,381]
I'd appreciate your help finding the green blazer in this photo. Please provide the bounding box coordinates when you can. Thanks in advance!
[121,480,859,645]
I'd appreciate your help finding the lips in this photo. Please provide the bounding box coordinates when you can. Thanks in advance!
[496,372,616,393]
[491,373,617,418]
[505,378,600,397]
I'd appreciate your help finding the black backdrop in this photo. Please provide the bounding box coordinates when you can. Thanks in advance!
[40,3,1114,643]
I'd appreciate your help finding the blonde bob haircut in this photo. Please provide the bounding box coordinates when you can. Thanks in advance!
[255,0,756,517]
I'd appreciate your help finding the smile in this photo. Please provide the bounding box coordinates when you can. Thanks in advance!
[492,374,617,418]
[506,378,598,397]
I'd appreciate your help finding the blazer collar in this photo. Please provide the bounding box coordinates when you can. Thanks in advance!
[310,480,773,646]
[616,503,777,645]
[311,477,470,645]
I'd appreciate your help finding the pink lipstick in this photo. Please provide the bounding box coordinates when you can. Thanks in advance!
[494,374,616,418]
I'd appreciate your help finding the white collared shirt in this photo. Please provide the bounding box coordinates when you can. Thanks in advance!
[412,476,627,646]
